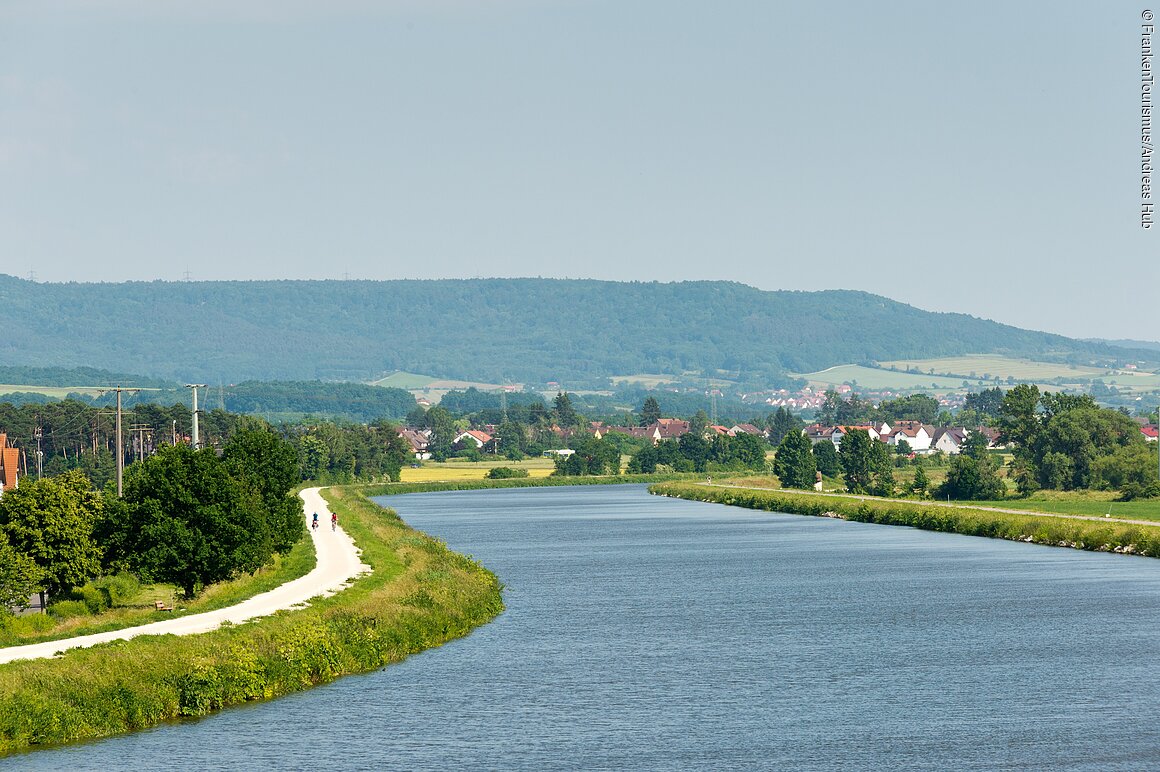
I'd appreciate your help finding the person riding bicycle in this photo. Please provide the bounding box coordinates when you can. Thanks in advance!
[331,512,338,531]
[312,512,319,530]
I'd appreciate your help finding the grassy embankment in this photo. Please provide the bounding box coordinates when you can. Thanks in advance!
[0,486,503,756]
[724,473,1160,522]
[651,482,1160,556]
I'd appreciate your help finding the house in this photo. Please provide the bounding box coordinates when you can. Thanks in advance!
[398,428,432,460]
[804,423,834,445]
[652,418,690,441]
[707,425,732,436]
[0,434,20,496]
[883,421,933,452]
[453,430,493,449]
[1142,425,1159,442]
[730,423,764,437]
[931,427,969,455]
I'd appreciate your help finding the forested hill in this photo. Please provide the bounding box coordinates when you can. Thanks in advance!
[0,276,1145,387]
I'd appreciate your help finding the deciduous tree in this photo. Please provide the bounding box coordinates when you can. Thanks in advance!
[774,429,816,489]
[0,470,103,601]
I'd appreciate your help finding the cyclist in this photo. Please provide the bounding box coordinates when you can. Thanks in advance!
[331,512,338,531]
[311,512,319,531]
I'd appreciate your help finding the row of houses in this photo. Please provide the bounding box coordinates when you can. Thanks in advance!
[396,419,770,459]
[803,421,1002,455]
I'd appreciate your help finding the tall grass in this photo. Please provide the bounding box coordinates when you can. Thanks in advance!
[650,482,1160,557]
[0,487,503,755]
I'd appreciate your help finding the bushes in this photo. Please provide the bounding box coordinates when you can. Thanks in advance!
[486,467,529,479]
[650,482,1160,558]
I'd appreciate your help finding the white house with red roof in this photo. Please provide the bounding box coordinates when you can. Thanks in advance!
[453,429,493,449]
[883,421,933,452]
[1142,425,1159,442]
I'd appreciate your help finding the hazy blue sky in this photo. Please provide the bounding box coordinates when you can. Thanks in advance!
[1,1,1154,340]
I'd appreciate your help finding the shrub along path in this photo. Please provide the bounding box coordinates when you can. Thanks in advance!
[0,487,369,665]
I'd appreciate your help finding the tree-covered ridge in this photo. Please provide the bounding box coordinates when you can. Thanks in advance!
[0,275,1147,387]
[0,366,172,389]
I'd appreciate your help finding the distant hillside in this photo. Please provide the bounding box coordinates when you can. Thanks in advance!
[1085,338,1160,353]
[0,276,1149,388]
[0,365,173,389]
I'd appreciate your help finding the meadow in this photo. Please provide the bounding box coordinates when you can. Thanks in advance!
[876,354,1111,381]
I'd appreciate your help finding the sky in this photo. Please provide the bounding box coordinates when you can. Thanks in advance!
[0,0,1155,340]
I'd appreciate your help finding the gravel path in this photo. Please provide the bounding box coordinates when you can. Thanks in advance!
[0,487,370,665]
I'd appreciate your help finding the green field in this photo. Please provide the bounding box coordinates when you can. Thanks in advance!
[368,371,438,389]
[792,365,972,391]
[0,385,156,399]
[609,373,679,388]
[877,355,1111,382]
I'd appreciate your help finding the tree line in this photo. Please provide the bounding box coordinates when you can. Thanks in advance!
[0,422,306,608]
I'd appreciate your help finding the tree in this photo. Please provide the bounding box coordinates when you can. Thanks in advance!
[839,430,875,494]
[222,422,306,554]
[639,396,662,427]
[424,405,458,461]
[553,392,579,428]
[554,436,619,476]
[678,432,711,473]
[868,440,895,497]
[936,453,1004,501]
[107,445,274,598]
[895,439,912,456]
[0,470,104,602]
[813,441,841,477]
[767,407,803,446]
[774,430,817,489]
[998,384,1041,454]
[0,532,44,612]
[1090,444,1159,490]
[727,432,768,470]
[688,410,710,438]
[877,393,939,424]
[911,465,930,498]
[496,420,529,460]
[963,387,1005,421]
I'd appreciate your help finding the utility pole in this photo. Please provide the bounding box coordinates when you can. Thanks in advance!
[103,387,139,497]
[33,426,43,480]
[186,384,207,449]
[116,389,123,496]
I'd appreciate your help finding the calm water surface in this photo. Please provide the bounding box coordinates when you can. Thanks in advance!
[10,485,1160,770]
